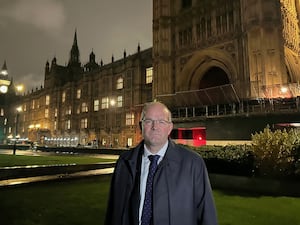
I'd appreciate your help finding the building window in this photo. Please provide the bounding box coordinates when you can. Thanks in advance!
[65,120,71,130]
[54,121,57,130]
[101,97,109,109]
[54,108,58,117]
[126,113,135,125]
[66,105,72,115]
[0,108,3,116]
[81,118,88,129]
[94,99,99,111]
[117,96,123,107]
[127,138,133,147]
[62,92,66,103]
[77,89,81,99]
[146,67,153,84]
[45,95,50,105]
[116,77,124,89]
[81,102,88,112]
[31,100,35,109]
[45,108,49,118]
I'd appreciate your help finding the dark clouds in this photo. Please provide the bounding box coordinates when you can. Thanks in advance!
[0,0,152,92]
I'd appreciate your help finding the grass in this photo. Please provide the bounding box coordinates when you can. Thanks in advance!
[0,176,299,225]
[0,154,116,167]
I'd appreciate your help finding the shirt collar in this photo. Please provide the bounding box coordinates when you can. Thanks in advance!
[143,141,168,159]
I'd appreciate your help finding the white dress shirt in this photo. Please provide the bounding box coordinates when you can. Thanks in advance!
[138,141,168,225]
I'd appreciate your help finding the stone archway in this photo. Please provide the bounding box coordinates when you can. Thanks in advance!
[198,66,230,89]
[178,48,237,91]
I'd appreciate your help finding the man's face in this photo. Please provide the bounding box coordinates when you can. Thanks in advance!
[141,104,173,150]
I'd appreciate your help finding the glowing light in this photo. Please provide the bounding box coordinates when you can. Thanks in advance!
[0,85,8,93]
[280,86,288,93]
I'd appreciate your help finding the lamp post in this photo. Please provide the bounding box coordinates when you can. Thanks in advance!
[109,98,116,147]
[13,106,22,155]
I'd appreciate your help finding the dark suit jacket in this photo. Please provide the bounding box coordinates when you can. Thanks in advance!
[105,139,218,225]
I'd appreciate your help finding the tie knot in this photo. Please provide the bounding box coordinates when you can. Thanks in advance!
[148,155,160,164]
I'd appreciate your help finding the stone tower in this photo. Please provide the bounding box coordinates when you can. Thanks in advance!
[153,0,300,107]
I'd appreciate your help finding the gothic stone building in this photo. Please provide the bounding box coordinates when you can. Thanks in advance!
[5,0,300,146]
[153,0,300,107]
[13,32,152,147]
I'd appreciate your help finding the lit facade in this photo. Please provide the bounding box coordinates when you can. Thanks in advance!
[3,0,300,146]
[153,0,300,106]
[7,33,153,147]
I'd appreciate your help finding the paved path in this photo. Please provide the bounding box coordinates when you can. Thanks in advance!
[0,149,116,187]
[0,167,114,187]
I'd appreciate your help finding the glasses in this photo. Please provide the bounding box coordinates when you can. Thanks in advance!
[142,118,171,127]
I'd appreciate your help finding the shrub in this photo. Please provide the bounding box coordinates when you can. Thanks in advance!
[251,125,300,178]
[188,144,254,176]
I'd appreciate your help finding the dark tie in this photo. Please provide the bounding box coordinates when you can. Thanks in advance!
[141,155,160,225]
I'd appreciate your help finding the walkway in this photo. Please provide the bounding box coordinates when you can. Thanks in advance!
[0,149,116,187]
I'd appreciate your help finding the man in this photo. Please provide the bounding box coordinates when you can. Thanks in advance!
[105,101,218,225]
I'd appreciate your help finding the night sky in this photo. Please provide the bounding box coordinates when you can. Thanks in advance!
[0,0,152,92]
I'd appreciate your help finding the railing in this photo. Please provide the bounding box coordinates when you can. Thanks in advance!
[171,97,300,119]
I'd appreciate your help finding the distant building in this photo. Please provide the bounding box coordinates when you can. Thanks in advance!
[4,32,152,147]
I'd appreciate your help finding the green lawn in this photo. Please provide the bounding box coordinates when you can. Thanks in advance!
[0,154,116,167]
[0,176,299,225]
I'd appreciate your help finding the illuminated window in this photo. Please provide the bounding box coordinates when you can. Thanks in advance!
[66,105,72,115]
[31,100,35,109]
[127,138,133,147]
[65,120,71,130]
[45,108,49,118]
[116,77,124,89]
[146,67,153,84]
[126,113,135,125]
[117,96,123,107]
[101,97,109,109]
[45,95,50,105]
[54,121,57,130]
[77,89,81,99]
[94,99,99,111]
[54,108,58,117]
[81,118,88,129]
[23,104,27,112]
[81,102,88,112]
[0,108,3,116]
[62,92,66,103]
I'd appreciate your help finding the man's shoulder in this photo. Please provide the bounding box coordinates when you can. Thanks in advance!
[170,140,204,161]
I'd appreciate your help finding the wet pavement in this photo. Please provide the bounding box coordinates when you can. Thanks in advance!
[0,167,114,187]
[0,149,116,187]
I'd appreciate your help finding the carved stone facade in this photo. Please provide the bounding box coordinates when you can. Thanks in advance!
[153,0,300,107]
[3,0,300,145]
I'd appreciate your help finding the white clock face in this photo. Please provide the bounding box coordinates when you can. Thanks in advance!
[0,85,8,93]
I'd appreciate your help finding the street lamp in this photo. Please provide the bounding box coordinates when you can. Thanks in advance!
[15,84,24,95]
[13,106,22,155]
[109,98,116,147]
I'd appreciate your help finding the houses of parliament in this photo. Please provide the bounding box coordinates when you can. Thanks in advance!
[1,0,300,147]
